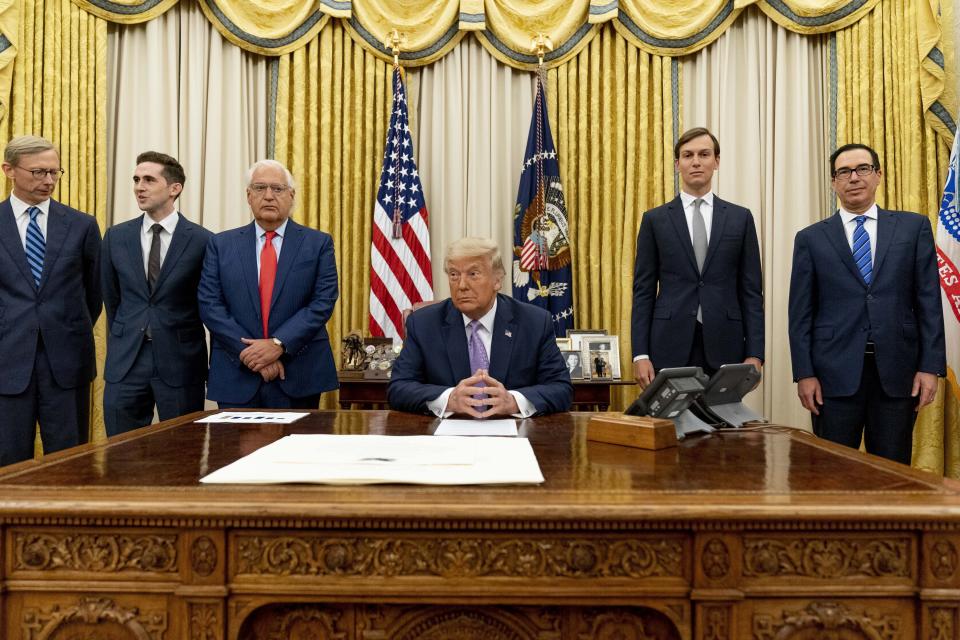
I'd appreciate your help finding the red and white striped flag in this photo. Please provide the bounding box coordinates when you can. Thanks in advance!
[369,67,433,340]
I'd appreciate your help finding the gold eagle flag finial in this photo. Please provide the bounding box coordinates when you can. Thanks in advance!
[530,33,553,67]
[386,29,405,68]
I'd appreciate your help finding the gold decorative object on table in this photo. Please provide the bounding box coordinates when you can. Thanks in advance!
[340,331,366,377]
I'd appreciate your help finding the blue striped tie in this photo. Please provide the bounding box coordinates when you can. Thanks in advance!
[25,206,45,288]
[851,215,872,285]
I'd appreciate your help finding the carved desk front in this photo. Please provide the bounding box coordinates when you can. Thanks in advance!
[0,411,958,639]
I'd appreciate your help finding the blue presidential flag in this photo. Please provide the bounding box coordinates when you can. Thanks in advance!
[512,76,574,336]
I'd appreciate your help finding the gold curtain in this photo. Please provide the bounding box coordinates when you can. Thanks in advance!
[0,0,108,445]
[833,0,959,476]
[272,19,394,408]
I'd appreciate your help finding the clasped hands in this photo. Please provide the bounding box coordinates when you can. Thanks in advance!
[240,337,285,382]
[446,369,519,419]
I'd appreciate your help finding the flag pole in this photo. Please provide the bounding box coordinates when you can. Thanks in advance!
[386,29,405,239]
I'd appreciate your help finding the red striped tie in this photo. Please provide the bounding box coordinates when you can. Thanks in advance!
[259,231,277,338]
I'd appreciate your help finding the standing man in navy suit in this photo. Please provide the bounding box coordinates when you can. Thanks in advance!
[789,143,945,464]
[631,127,764,386]
[198,159,339,409]
[0,135,101,466]
[101,152,212,436]
[388,237,571,417]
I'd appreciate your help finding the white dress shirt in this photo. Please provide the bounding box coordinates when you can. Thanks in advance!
[426,299,536,418]
[10,193,49,250]
[140,211,180,277]
[255,219,287,274]
[838,204,878,266]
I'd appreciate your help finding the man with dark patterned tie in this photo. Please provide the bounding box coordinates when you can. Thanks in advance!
[0,135,101,465]
[198,160,339,409]
[100,152,212,436]
[788,143,945,464]
[388,237,571,418]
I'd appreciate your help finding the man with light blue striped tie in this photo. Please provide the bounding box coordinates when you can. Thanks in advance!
[0,136,102,466]
[788,143,945,465]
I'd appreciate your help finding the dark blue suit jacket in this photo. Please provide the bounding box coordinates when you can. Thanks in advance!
[101,214,212,386]
[198,219,339,403]
[388,294,572,415]
[0,198,101,393]
[788,209,945,397]
[631,196,764,369]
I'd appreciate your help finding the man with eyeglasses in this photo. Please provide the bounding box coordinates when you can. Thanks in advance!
[0,135,101,465]
[198,159,339,409]
[100,152,212,435]
[388,237,571,417]
[788,142,945,464]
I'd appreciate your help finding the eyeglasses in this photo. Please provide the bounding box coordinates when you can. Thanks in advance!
[833,164,875,180]
[16,167,64,179]
[249,183,291,195]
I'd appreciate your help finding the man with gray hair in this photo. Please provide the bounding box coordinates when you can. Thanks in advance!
[198,159,339,408]
[389,237,571,417]
[0,135,101,465]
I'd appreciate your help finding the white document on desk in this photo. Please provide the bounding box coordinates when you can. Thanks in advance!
[434,419,517,437]
[199,434,544,485]
[195,411,309,424]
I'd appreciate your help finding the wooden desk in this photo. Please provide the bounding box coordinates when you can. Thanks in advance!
[0,411,959,639]
[338,373,635,411]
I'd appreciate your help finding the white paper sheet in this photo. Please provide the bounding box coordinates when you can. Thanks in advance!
[195,411,309,424]
[199,434,543,485]
[434,419,518,437]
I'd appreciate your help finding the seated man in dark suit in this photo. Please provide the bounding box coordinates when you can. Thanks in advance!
[388,237,571,417]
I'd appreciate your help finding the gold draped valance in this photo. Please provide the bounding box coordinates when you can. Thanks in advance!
[62,0,890,62]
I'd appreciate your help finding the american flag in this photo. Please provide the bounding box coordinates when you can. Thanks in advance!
[369,67,433,340]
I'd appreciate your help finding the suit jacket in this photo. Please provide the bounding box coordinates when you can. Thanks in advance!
[101,214,213,386]
[198,219,339,403]
[388,294,572,415]
[0,198,101,393]
[788,209,945,397]
[631,195,764,370]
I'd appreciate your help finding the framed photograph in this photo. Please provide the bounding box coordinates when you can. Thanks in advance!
[560,349,585,380]
[555,337,572,350]
[581,336,620,380]
[567,329,608,351]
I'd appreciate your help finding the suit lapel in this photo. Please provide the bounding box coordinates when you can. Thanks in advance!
[487,295,516,382]
[872,208,897,281]
[270,219,304,307]
[666,196,699,274]
[238,222,262,315]
[0,200,34,286]
[123,215,149,296]
[441,301,472,381]
[153,215,191,294]
[701,196,728,275]
[821,212,867,288]
[39,201,73,291]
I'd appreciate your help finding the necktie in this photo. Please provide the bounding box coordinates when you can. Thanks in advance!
[259,230,278,338]
[467,320,490,410]
[25,206,45,288]
[852,215,873,285]
[691,198,706,322]
[147,223,163,292]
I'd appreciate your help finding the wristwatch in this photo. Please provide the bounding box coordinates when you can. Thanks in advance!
[271,337,284,352]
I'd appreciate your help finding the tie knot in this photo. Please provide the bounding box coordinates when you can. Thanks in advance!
[264,230,277,242]
[855,215,867,226]
[27,206,40,221]
[150,223,163,235]
[468,319,481,333]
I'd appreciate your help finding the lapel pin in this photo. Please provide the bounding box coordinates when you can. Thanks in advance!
[504,330,512,338]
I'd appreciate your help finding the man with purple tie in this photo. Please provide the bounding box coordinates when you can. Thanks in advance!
[388,237,571,417]
[788,143,945,464]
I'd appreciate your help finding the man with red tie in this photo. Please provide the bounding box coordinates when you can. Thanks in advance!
[198,160,339,408]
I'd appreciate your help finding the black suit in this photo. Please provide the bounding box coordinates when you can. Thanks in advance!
[631,195,764,372]
[0,197,101,466]
[101,213,212,435]
[789,208,945,463]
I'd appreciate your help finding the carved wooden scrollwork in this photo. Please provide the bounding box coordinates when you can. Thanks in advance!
[14,532,177,573]
[577,608,682,640]
[929,539,958,580]
[743,537,910,579]
[929,607,957,640]
[236,535,684,579]
[189,603,220,640]
[239,604,349,640]
[21,596,167,640]
[752,602,900,640]
[701,605,730,640]
[701,538,731,579]
[191,536,218,577]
